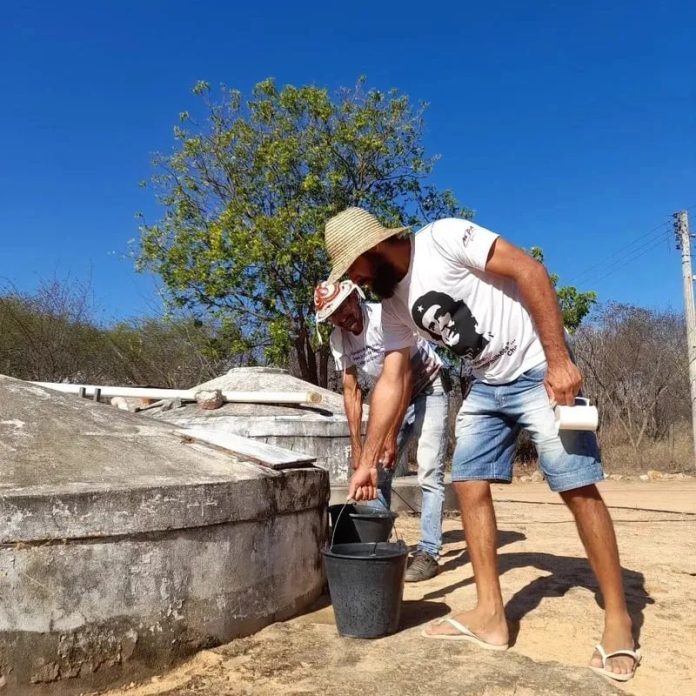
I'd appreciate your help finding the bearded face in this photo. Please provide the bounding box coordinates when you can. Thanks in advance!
[348,250,401,299]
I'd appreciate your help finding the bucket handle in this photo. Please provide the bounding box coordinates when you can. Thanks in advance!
[329,500,353,549]
[389,514,403,544]
[366,520,403,556]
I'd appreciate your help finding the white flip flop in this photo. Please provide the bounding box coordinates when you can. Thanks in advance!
[421,617,508,651]
[590,643,641,682]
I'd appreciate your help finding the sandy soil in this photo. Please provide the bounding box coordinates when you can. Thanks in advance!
[94,481,696,696]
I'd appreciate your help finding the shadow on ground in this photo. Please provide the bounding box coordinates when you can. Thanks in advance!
[420,527,651,650]
[315,525,651,658]
[399,599,450,629]
[502,553,653,647]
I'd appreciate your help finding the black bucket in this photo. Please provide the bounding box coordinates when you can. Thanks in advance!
[323,541,409,638]
[328,503,360,544]
[349,505,398,543]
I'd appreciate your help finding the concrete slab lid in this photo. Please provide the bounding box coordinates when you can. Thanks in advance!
[177,427,316,469]
[0,376,325,544]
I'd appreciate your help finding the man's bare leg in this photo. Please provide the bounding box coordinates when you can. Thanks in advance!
[561,484,636,677]
[424,481,508,645]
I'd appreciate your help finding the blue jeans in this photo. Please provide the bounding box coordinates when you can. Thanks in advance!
[452,363,604,492]
[366,380,448,558]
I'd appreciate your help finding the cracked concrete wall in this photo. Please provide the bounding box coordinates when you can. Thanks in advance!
[0,504,327,694]
[0,376,330,694]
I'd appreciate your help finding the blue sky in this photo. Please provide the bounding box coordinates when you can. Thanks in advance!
[1,1,694,323]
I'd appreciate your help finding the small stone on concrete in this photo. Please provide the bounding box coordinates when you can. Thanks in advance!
[195,389,224,410]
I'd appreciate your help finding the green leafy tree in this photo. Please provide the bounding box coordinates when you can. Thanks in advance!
[137,78,468,386]
[530,247,597,332]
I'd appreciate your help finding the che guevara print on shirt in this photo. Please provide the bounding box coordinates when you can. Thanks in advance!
[411,290,489,359]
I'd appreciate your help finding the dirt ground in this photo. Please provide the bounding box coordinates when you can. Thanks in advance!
[96,481,696,696]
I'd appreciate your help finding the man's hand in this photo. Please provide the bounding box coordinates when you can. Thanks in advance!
[545,358,582,406]
[378,437,397,471]
[348,465,378,501]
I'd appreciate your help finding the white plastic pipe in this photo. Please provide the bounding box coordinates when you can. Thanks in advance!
[30,382,323,405]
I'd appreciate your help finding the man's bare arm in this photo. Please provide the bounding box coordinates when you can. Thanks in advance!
[380,362,412,470]
[485,237,581,405]
[348,347,411,500]
[342,366,363,470]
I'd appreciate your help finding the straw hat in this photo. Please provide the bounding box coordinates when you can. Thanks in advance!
[325,207,409,282]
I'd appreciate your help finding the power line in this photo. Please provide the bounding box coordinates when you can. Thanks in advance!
[581,228,672,286]
[566,218,670,285]
[567,220,672,287]
[570,225,671,286]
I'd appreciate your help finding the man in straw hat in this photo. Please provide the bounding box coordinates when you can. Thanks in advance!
[322,207,639,681]
[314,278,449,581]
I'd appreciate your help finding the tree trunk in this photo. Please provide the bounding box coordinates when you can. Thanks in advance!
[293,329,322,386]
[305,331,318,385]
[293,334,312,384]
[318,346,329,389]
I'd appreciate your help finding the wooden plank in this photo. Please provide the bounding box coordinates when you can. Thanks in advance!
[175,428,316,470]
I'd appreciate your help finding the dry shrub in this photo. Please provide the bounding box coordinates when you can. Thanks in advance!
[597,421,693,474]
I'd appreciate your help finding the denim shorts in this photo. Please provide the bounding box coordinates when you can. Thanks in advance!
[452,363,604,492]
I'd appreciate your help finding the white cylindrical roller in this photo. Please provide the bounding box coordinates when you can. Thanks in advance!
[554,397,599,432]
[31,382,322,406]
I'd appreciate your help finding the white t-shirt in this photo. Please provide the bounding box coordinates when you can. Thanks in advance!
[382,218,546,385]
[330,303,442,398]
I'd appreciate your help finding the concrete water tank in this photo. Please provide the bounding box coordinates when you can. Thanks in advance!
[0,375,328,694]
[149,367,366,484]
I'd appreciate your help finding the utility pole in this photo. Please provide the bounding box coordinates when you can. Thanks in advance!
[674,210,696,468]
